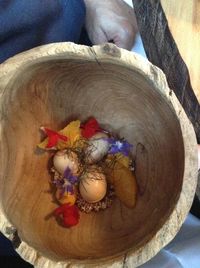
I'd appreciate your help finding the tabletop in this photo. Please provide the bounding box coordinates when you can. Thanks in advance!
[133,0,200,143]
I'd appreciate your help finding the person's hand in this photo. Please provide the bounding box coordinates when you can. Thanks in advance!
[198,145,200,170]
[84,0,138,50]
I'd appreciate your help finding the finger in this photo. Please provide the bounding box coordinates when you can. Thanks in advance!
[113,21,136,50]
[89,26,108,45]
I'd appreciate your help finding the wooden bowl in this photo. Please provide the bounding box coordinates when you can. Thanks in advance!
[0,43,198,267]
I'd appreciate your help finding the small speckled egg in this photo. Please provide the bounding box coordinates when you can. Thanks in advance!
[85,132,110,164]
[79,166,107,203]
[53,150,80,176]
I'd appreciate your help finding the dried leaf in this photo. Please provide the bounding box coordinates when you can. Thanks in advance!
[104,159,137,208]
[112,153,130,168]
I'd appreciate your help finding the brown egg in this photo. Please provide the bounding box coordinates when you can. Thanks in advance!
[85,132,110,164]
[53,149,80,176]
[79,166,107,203]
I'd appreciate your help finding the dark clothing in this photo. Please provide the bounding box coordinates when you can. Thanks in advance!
[0,0,86,63]
[0,0,86,258]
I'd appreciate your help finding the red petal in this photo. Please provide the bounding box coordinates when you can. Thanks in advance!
[46,135,59,148]
[81,128,97,139]
[63,215,79,227]
[57,133,68,142]
[81,118,102,138]
[42,127,68,148]
[43,128,58,136]
[54,204,80,228]
[85,118,99,129]
[54,205,64,216]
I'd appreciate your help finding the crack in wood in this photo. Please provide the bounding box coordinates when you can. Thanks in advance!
[89,47,105,73]
[122,252,128,268]
[5,226,21,249]
[12,230,21,249]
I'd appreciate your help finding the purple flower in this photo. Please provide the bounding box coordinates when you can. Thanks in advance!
[107,138,133,156]
[64,168,78,184]
[53,178,74,196]
[65,184,74,194]
[52,179,64,188]
[52,168,78,197]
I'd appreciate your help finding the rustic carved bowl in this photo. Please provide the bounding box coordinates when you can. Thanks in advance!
[0,43,198,267]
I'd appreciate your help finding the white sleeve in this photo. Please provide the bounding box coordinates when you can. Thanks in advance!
[122,0,134,8]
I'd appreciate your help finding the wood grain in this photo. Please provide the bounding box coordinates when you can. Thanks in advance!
[161,0,200,103]
[0,43,198,267]
[133,0,200,143]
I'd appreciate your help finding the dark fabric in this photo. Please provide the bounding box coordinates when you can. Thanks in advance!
[0,0,86,63]
[0,233,18,256]
[0,256,33,267]
[0,0,86,256]
[190,195,200,219]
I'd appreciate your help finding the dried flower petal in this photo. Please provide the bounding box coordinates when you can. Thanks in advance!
[37,120,82,150]
[81,118,102,139]
[64,168,78,184]
[56,190,76,205]
[60,120,82,149]
[38,127,68,149]
[54,204,80,228]
[107,138,133,156]
[53,177,75,195]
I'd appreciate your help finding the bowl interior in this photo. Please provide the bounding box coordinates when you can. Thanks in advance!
[0,57,184,262]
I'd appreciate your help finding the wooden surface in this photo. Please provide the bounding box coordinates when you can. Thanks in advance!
[161,0,200,103]
[133,0,200,144]
[160,0,200,204]
[0,43,198,267]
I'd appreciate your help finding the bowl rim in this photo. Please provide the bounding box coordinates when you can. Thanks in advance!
[0,42,198,268]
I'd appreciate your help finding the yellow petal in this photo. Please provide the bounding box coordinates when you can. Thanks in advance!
[37,138,49,150]
[58,120,81,148]
[56,190,76,205]
[37,120,84,150]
